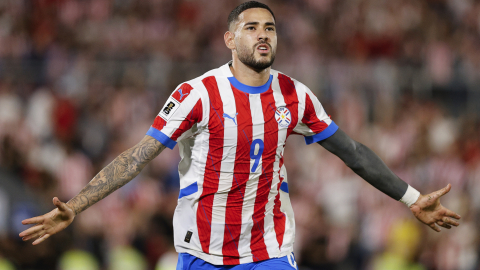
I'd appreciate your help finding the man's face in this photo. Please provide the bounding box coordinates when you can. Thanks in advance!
[231,8,277,71]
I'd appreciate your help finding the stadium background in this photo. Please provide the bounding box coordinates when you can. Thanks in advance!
[0,0,479,269]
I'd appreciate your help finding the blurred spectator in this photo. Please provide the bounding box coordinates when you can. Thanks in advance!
[0,257,15,270]
[108,246,147,270]
[59,250,100,270]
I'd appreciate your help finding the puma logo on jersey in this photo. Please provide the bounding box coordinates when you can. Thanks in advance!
[223,112,238,125]
[178,89,189,100]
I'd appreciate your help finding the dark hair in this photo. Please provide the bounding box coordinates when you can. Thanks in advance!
[227,1,275,31]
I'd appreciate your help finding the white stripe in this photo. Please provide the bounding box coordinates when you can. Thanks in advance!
[177,83,210,189]
[238,94,265,263]
[293,80,307,134]
[172,83,211,255]
[209,77,237,256]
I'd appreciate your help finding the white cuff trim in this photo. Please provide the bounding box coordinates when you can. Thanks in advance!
[400,185,420,207]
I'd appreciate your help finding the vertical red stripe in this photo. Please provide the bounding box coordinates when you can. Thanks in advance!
[273,157,286,248]
[273,73,299,249]
[170,99,203,141]
[249,88,278,261]
[196,76,224,254]
[222,88,252,265]
[278,74,299,138]
[302,93,328,133]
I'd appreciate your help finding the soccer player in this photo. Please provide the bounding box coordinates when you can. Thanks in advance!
[20,2,461,269]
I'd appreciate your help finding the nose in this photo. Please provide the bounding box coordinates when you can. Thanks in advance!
[258,29,268,42]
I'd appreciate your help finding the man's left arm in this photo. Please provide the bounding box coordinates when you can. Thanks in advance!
[317,128,461,232]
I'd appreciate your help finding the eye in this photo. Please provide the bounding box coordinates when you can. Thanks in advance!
[266,27,275,31]
[246,26,255,30]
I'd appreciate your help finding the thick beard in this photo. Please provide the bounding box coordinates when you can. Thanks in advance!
[237,43,275,71]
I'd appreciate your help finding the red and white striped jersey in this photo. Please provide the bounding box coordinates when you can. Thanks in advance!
[146,62,338,265]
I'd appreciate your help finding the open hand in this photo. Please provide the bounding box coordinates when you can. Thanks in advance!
[19,197,75,245]
[410,184,461,232]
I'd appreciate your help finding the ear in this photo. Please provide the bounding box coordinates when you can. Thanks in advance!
[224,31,236,50]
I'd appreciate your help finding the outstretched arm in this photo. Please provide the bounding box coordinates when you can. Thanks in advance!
[318,128,408,200]
[66,135,166,215]
[19,135,166,245]
[318,128,461,231]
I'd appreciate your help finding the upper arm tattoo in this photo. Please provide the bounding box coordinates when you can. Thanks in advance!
[67,136,166,215]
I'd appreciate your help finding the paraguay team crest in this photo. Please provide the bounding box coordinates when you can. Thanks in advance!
[275,106,291,127]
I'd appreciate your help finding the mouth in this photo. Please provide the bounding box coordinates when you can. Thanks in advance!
[256,43,270,54]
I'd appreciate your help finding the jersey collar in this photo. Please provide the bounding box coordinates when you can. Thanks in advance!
[222,61,273,94]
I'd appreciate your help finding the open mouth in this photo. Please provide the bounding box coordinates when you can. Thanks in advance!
[256,44,270,53]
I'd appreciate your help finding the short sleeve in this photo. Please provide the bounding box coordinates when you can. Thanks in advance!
[146,83,203,149]
[293,89,338,145]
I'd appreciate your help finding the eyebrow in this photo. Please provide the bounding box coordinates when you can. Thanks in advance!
[244,21,276,27]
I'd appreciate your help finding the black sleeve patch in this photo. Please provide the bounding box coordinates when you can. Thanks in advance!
[163,101,176,114]
[184,231,193,243]
[159,97,180,121]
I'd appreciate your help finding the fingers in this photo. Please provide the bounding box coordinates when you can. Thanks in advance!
[441,216,459,227]
[53,197,67,212]
[22,229,45,241]
[32,233,51,245]
[436,221,452,229]
[19,197,67,245]
[21,216,44,225]
[431,213,459,231]
[429,223,441,232]
[445,209,461,220]
[19,224,43,238]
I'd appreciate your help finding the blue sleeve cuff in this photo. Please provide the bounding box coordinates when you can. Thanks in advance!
[304,121,339,145]
[146,127,177,149]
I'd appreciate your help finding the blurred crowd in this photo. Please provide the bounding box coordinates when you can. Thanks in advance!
[1,0,480,269]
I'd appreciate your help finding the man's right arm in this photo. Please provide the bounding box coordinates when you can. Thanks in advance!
[19,135,166,245]
[67,135,166,215]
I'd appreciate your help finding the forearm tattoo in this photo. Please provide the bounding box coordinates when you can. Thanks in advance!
[67,136,166,215]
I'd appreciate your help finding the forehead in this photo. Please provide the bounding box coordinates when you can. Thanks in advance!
[236,8,275,27]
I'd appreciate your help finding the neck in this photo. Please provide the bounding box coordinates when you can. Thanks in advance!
[229,56,271,86]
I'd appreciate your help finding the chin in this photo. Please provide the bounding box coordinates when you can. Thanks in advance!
[258,57,270,64]
[256,52,271,58]
[255,55,271,63]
